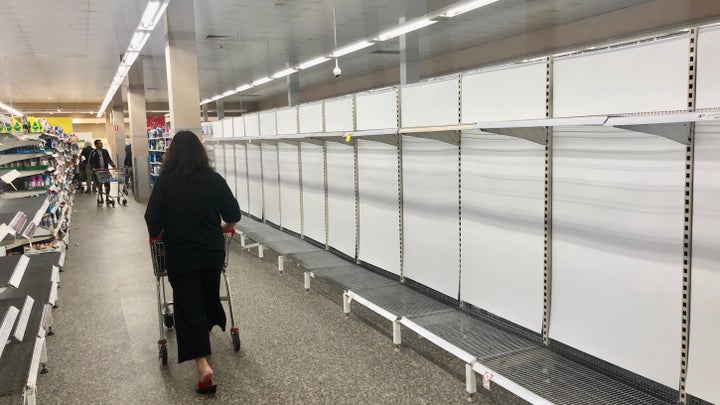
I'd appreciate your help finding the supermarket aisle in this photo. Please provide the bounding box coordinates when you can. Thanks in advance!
[36,191,472,404]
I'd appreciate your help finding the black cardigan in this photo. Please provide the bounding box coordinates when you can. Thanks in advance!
[88,148,114,169]
[144,170,241,274]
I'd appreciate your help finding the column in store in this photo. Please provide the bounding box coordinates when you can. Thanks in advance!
[128,57,151,201]
[164,0,201,136]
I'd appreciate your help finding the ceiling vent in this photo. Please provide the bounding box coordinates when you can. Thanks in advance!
[205,35,231,40]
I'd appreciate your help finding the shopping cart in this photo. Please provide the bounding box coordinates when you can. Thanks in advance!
[93,168,128,207]
[149,229,240,366]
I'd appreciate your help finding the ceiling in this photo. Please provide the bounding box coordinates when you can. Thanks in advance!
[1,0,718,115]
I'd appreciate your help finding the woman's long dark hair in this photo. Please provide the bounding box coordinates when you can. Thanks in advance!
[161,130,212,177]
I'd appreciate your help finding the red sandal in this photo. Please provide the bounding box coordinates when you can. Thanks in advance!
[196,375,217,394]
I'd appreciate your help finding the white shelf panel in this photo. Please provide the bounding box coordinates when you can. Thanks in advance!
[299,102,323,134]
[402,136,459,298]
[550,126,685,388]
[246,144,263,219]
[245,114,260,137]
[462,62,547,123]
[697,26,720,110]
[223,145,236,197]
[401,77,459,128]
[325,96,354,133]
[211,120,223,138]
[234,144,249,213]
[554,36,689,117]
[300,143,325,243]
[356,89,398,131]
[260,111,277,136]
[326,143,355,258]
[460,134,545,333]
[685,122,720,404]
[233,116,245,138]
[278,143,301,233]
[222,118,234,138]
[357,140,399,275]
[261,144,280,224]
[276,107,298,135]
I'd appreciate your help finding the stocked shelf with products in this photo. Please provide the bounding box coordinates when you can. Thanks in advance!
[0,116,73,405]
[147,127,170,184]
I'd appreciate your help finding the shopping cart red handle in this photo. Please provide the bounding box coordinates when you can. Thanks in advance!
[149,235,163,243]
[222,228,235,235]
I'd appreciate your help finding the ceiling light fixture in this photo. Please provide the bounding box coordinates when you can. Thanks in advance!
[139,1,164,30]
[199,0,501,106]
[330,40,374,58]
[297,56,330,70]
[0,101,23,117]
[438,0,500,18]
[252,77,273,86]
[222,90,234,97]
[374,18,436,41]
[272,68,298,79]
[97,0,171,118]
[235,84,253,92]
[200,99,212,104]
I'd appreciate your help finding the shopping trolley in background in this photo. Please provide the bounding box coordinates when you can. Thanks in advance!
[149,229,240,365]
[93,168,128,207]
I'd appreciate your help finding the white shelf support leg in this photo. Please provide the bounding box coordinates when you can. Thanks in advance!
[392,319,402,350]
[304,271,311,291]
[278,256,284,274]
[466,363,478,403]
[258,244,264,260]
[240,233,246,248]
[24,387,36,405]
[343,292,351,318]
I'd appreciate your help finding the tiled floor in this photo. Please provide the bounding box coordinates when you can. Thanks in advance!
[36,191,488,404]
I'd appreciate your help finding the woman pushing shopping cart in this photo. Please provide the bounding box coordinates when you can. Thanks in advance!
[144,131,242,395]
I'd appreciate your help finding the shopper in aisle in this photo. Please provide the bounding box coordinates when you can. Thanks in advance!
[79,141,93,193]
[144,130,241,395]
[123,142,133,192]
[88,140,115,196]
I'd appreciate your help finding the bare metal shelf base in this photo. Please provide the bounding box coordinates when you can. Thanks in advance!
[233,217,676,405]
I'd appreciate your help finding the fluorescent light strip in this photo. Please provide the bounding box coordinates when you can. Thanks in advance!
[439,0,500,18]
[375,18,436,41]
[97,0,170,117]
[222,90,234,97]
[0,101,23,117]
[128,31,151,52]
[122,51,140,66]
[252,77,272,86]
[139,1,162,30]
[235,84,253,92]
[297,56,330,70]
[272,67,298,79]
[330,40,373,58]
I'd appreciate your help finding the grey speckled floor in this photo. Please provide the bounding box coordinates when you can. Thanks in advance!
[36,192,512,405]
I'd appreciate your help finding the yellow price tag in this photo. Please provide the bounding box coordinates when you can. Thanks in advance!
[345,132,353,142]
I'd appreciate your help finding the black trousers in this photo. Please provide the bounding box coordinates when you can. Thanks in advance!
[168,267,227,363]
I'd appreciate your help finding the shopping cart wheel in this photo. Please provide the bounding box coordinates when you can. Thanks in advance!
[163,312,174,329]
[159,344,168,365]
[231,328,241,352]
[122,198,127,206]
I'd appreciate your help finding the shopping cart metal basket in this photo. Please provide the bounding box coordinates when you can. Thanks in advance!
[149,229,240,365]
